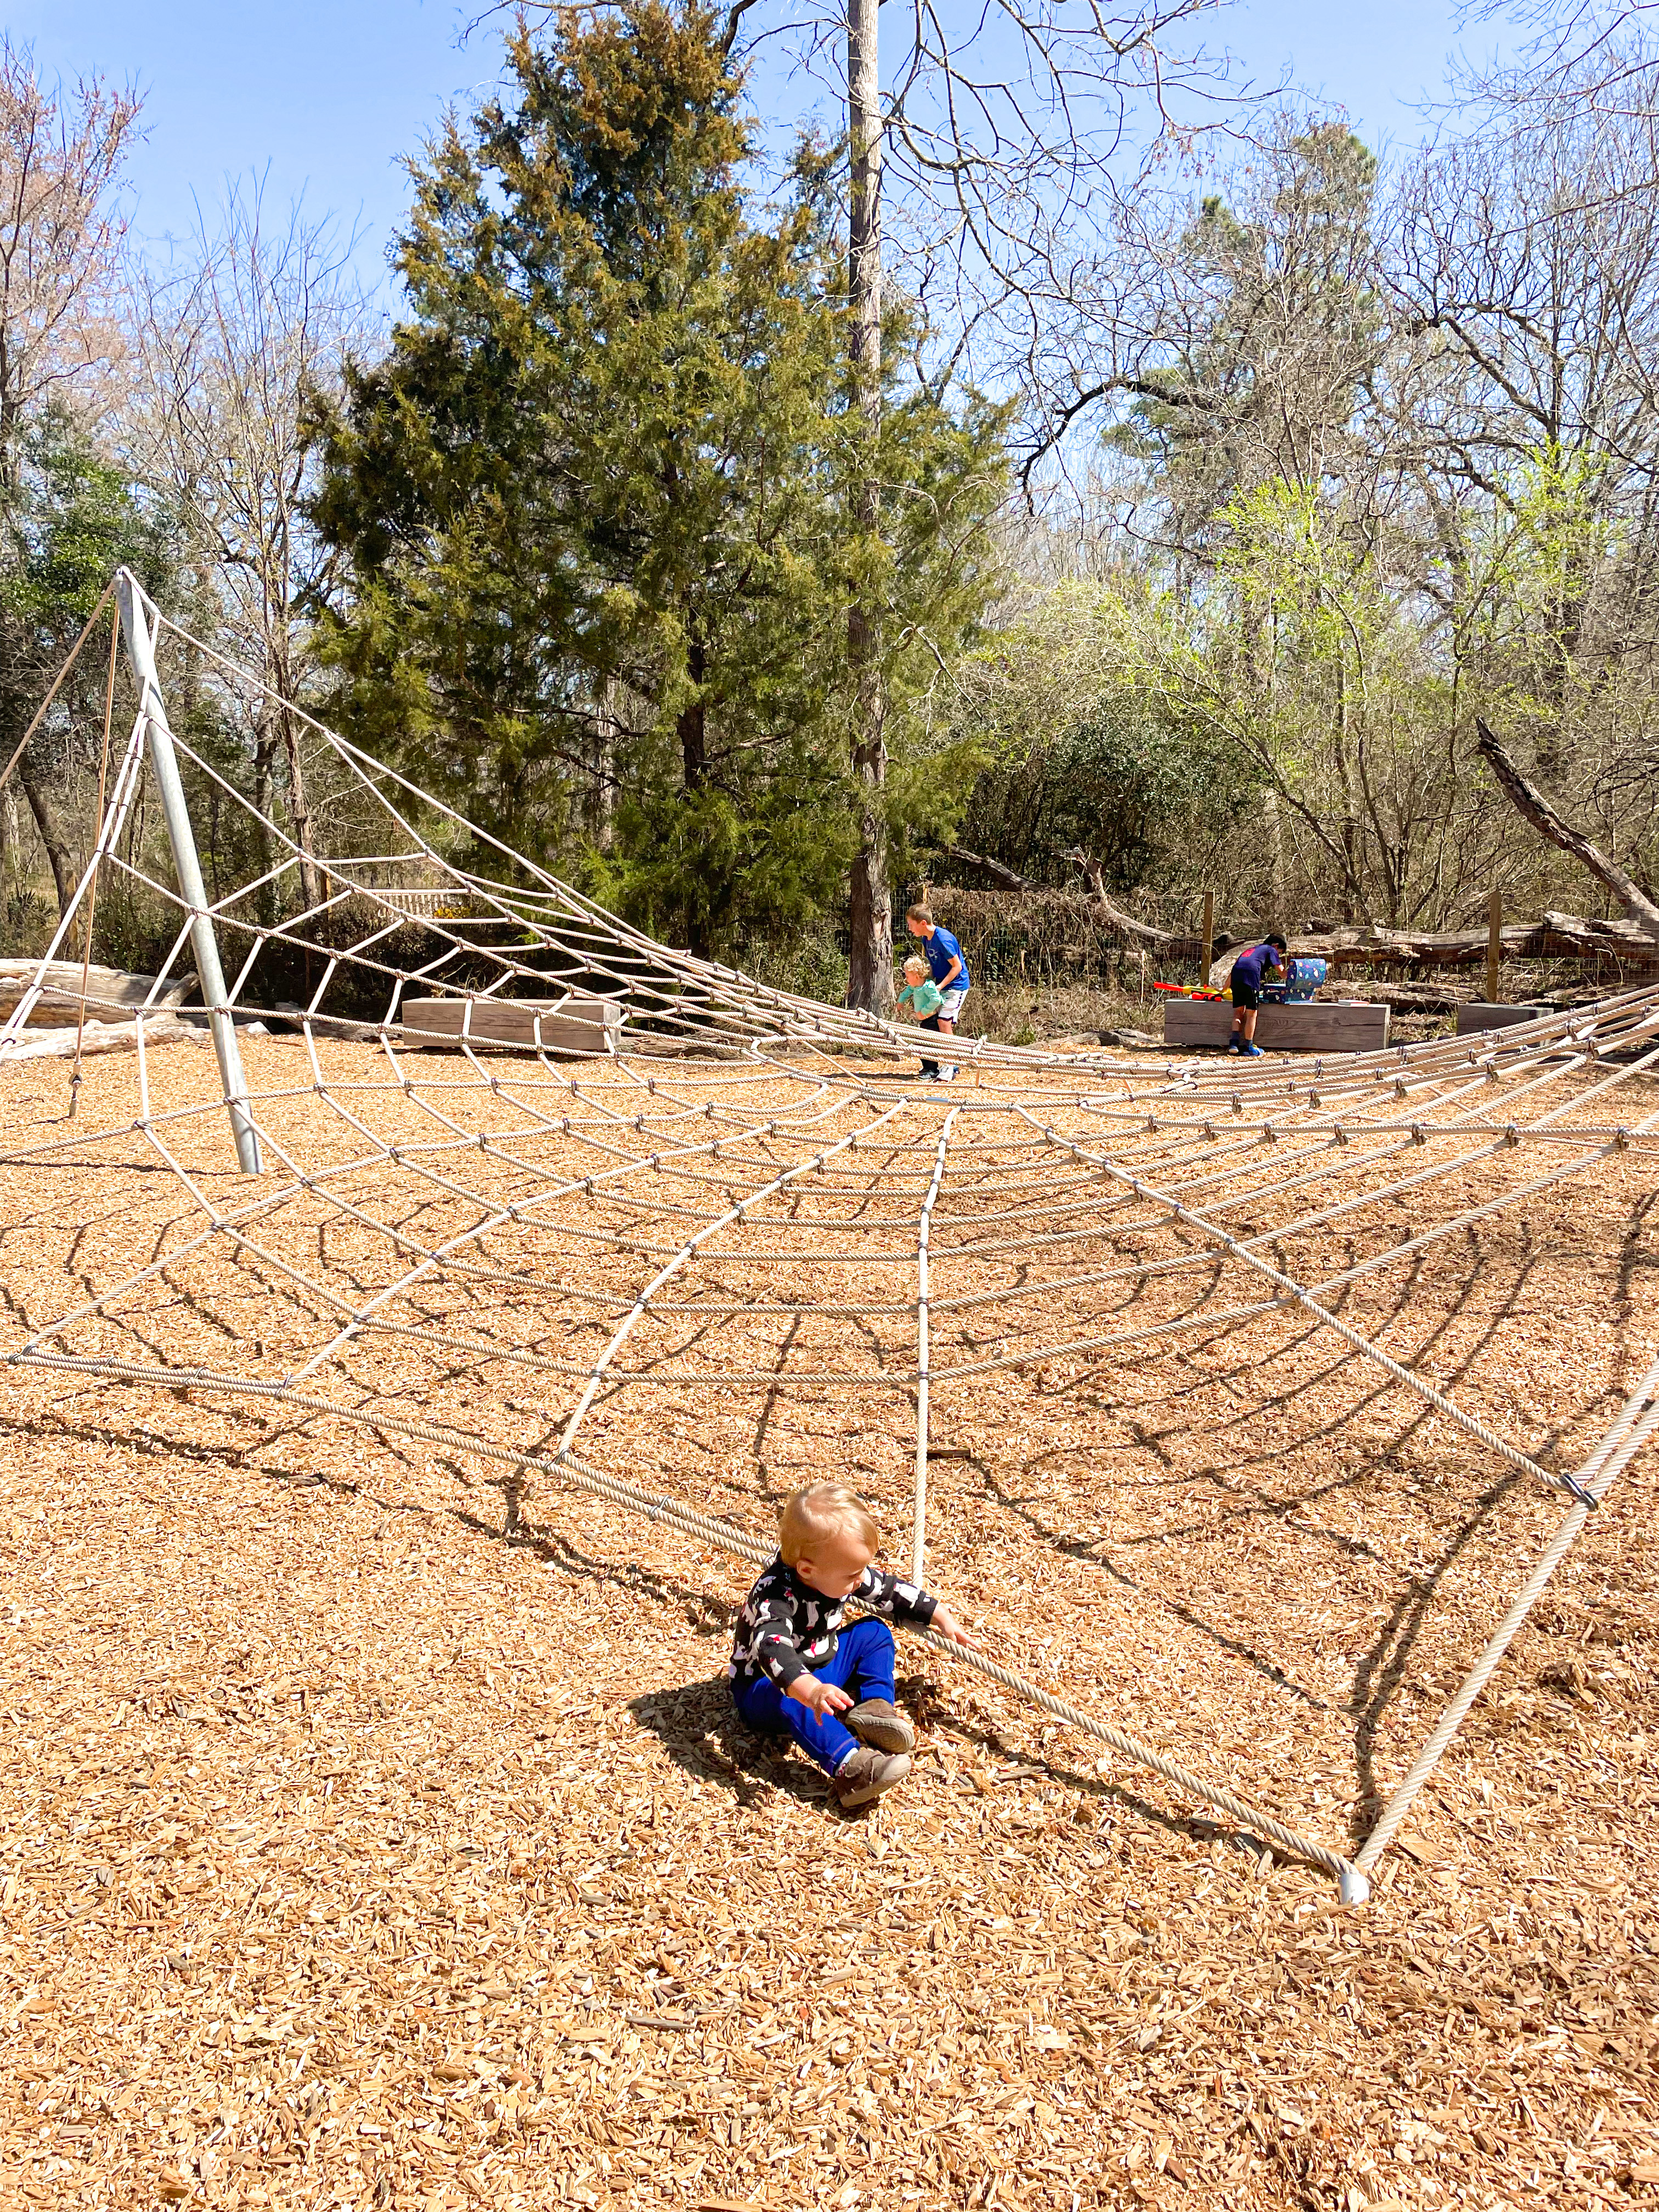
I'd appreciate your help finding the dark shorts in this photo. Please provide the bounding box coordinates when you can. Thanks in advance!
[1231,981,1260,1010]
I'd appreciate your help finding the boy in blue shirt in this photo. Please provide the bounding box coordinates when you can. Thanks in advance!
[1227,934,1288,1055]
[904,905,970,1082]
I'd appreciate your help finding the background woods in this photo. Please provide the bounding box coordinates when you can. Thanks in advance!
[954,38,1659,945]
[3,4,1659,1006]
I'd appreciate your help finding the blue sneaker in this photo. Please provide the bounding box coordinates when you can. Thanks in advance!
[1240,1041,1265,1057]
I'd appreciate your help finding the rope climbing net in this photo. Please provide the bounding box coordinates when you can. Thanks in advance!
[3,572,1658,1906]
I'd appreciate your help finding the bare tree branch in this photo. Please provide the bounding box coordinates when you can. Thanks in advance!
[941,841,1037,891]
[1476,716,1659,937]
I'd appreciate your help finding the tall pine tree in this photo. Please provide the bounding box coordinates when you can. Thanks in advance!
[312,1,1002,962]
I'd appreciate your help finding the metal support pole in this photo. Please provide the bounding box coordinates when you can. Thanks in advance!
[116,571,262,1174]
[1487,887,1502,1007]
[1200,887,1215,986]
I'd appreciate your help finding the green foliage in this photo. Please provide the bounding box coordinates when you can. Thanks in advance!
[584,756,857,952]
[0,409,176,925]
[1073,104,1659,933]
[312,0,1005,958]
[0,407,169,680]
[1453,443,1621,730]
[1106,123,1383,545]
[949,580,1241,893]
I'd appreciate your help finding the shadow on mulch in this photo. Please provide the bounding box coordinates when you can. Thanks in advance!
[627,1676,833,1812]
[624,1666,1257,1871]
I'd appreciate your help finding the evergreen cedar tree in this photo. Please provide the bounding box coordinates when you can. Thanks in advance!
[309,2,1007,961]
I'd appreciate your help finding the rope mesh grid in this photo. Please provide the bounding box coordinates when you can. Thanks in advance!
[3,574,1657,1904]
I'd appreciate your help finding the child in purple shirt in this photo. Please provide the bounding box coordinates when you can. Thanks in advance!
[1227,934,1288,1056]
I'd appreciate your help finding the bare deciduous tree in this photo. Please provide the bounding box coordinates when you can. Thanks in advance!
[127,179,375,911]
[798,0,1240,1009]
[844,0,890,1014]
[0,38,137,468]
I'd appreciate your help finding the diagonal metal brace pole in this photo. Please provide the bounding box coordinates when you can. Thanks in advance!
[116,570,261,1174]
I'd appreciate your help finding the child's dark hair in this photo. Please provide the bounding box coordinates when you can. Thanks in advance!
[1266,932,1289,952]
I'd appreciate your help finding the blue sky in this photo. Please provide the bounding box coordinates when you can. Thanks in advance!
[11,0,1517,298]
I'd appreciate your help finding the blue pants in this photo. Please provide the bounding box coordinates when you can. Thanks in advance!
[733,1617,896,1776]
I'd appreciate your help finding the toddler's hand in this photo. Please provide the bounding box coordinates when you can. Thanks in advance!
[788,1674,853,1720]
[929,1606,981,1653]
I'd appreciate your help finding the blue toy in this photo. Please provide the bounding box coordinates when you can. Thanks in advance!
[1261,957,1327,1005]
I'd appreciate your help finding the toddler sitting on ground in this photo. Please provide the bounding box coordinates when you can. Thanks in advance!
[729,1482,978,1807]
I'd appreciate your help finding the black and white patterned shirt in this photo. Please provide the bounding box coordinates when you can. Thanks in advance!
[729,1555,938,1695]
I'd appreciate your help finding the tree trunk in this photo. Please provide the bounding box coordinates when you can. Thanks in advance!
[844,0,893,1018]
[589,679,619,852]
[678,638,707,794]
[1476,719,1659,942]
[1065,848,1205,953]
[252,709,279,926]
[1331,653,1362,920]
[0,612,76,921]
[678,637,708,958]
[18,746,76,918]
[279,699,323,912]
[1262,785,1286,916]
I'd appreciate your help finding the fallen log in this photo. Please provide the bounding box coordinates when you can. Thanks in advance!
[0,1013,213,1062]
[930,857,1659,975]
[1199,915,1659,985]
[1538,909,1659,955]
[940,845,1040,896]
[0,959,198,1028]
[1313,922,1659,968]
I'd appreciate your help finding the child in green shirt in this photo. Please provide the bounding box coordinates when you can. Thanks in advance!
[898,955,944,1080]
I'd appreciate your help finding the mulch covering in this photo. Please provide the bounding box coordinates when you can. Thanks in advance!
[0,1033,1655,2210]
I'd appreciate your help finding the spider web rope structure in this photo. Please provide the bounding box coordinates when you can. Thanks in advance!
[3,571,1659,1906]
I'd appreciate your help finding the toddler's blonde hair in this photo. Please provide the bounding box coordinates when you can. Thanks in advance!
[903,954,927,977]
[778,1482,879,1566]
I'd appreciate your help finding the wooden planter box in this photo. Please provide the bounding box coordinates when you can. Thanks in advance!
[1454,1003,1553,1036]
[1163,997,1390,1054]
[399,995,623,1055]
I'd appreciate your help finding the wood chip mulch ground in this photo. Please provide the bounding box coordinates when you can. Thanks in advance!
[0,1036,1655,2211]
